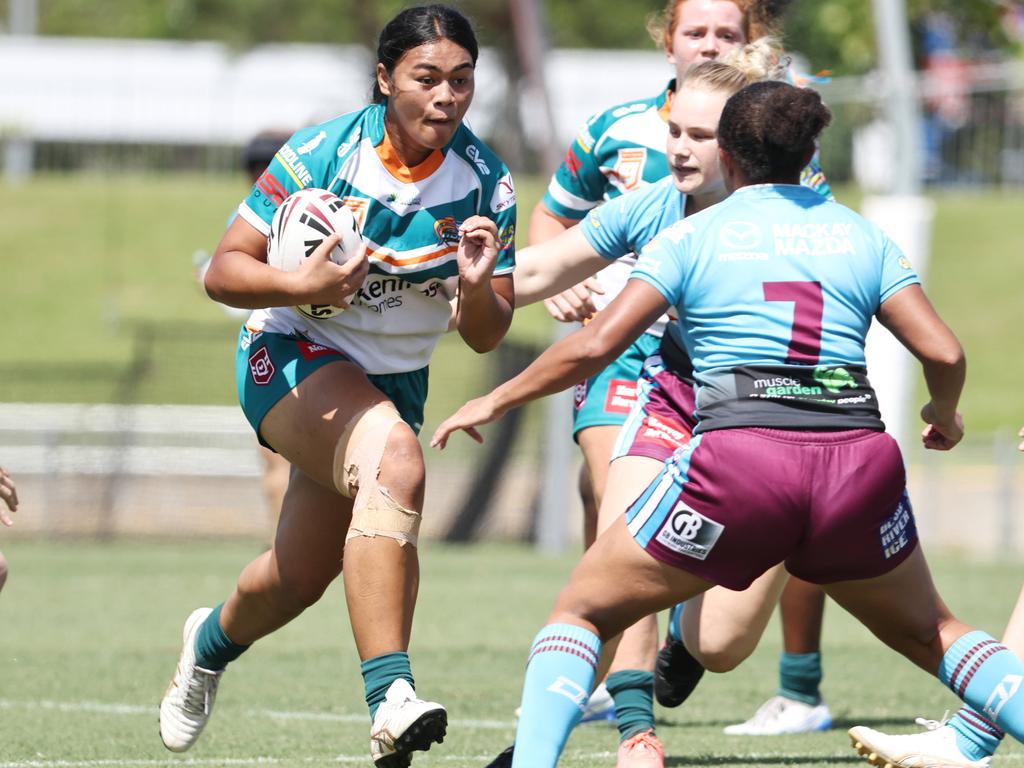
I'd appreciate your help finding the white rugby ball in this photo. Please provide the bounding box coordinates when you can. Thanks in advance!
[266,188,363,318]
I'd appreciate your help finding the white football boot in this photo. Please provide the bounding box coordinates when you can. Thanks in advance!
[159,607,224,752]
[724,694,832,735]
[369,678,447,767]
[579,681,617,724]
[849,720,992,768]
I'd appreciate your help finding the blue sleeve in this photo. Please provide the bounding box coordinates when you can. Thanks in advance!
[579,190,643,260]
[630,220,694,307]
[878,233,921,303]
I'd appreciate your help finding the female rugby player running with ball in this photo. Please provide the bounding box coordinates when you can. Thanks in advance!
[433,80,1024,768]
[158,6,515,766]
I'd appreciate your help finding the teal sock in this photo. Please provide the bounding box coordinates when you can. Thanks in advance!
[948,706,1004,761]
[778,651,822,706]
[606,670,656,742]
[511,623,599,768]
[939,630,1024,743]
[361,651,414,719]
[194,603,250,671]
[667,603,684,643]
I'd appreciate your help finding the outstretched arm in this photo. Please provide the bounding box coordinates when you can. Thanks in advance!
[514,226,609,307]
[877,284,965,450]
[432,279,669,447]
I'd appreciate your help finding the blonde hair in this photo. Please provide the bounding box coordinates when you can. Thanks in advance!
[678,37,788,95]
[647,0,786,52]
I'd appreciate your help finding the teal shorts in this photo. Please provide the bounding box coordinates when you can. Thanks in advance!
[571,332,661,438]
[235,327,428,449]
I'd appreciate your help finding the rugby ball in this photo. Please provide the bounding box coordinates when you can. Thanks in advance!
[266,188,363,317]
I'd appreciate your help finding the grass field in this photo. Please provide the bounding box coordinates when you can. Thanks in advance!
[1,175,1023,436]
[1,538,1022,766]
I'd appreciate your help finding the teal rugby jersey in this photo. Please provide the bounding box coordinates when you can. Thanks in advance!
[633,184,919,431]
[238,103,516,375]
[543,82,674,221]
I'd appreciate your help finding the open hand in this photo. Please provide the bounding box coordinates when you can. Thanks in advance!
[543,278,604,323]
[430,394,505,449]
[295,235,369,306]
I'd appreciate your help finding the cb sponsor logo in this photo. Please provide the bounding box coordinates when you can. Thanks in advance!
[656,500,724,561]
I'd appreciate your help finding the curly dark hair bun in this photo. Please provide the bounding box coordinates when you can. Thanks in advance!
[718,81,832,183]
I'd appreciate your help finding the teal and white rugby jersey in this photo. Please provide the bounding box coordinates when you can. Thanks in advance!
[238,103,516,375]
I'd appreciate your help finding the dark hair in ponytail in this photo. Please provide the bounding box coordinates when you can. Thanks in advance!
[717,81,831,183]
[372,5,479,103]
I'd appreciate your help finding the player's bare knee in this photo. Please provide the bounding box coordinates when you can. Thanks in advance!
[690,642,746,673]
[330,402,423,548]
[379,422,425,505]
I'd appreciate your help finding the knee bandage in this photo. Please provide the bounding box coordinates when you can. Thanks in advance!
[332,402,422,547]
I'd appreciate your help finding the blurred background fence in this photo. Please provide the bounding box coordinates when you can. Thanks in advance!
[2,3,1023,554]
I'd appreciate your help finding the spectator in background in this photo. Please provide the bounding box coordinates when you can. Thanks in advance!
[0,464,19,593]
[196,130,294,535]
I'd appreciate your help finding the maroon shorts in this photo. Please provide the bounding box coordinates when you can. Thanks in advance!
[625,427,918,590]
[613,354,697,462]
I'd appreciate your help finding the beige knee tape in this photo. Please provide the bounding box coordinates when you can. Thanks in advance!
[346,485,422,547]
[333,402,422,547]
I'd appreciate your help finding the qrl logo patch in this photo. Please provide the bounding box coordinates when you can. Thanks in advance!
[656,500,724,561]
[248,346,276,386]
[573,381,588,411]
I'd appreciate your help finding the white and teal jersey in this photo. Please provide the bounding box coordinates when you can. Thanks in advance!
[239,102,516,375]
[544,83,674,221]
[633,184,919,431]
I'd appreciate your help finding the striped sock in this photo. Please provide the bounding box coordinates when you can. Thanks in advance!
[938,630,1024,742]
[511,623,600,768]
[948,706,1004,761]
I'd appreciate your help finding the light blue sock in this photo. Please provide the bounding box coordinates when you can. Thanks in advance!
[938,630,1024,742]
[948,706,1005,761]
[667,603,684,643]
[511,623,600,768]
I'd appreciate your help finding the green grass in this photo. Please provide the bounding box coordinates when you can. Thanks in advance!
[0,175,1021,434]
[0,538,1021,765]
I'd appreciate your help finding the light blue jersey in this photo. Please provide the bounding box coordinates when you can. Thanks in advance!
[632,184,920,431]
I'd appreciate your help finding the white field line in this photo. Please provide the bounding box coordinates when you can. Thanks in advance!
[0,697,513,730]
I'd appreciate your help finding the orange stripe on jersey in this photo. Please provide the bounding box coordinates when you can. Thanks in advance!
[369,243,458,267]
[374,131,444,183]
[658,89,673,122]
